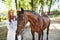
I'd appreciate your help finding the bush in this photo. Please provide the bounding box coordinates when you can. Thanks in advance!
[52,10,60,14]
[49,10,60,18]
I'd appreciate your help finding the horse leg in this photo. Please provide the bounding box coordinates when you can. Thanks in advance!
[15,33,18,40]
[46,27,49,40]
[41,30,43,40]
[38,31,41,40]
[21,32,23,40]
[31,31,35,40]
[15,30,19,40]
[17,34,22,40]
[15,30,22,40]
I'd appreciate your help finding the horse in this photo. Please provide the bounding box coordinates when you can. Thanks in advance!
[15,8,50,40]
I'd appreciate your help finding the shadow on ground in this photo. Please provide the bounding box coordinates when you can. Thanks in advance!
[0,20,60,40]
[22,27,60,40]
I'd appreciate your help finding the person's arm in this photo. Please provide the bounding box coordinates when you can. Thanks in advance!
[6,20,13,30]
[14,16,17,20]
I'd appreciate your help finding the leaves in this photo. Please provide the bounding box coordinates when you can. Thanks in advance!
[2,0,59,12]
[2,0,12,9]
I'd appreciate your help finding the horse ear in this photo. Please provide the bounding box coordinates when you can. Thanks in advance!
[21,8,24,12]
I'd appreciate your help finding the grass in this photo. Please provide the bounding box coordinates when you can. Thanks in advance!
[0,26,7,40]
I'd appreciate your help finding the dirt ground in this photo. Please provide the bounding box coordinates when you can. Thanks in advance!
[0,20,60,40]
[22,21,60,40]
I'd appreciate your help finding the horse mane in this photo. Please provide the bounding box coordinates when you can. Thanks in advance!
[42,14,49,18]
[24,10,40,16]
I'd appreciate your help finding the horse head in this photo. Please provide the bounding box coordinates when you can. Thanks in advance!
[17,8,25,29]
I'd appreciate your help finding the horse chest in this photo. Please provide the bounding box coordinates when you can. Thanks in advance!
[31,24,40,32]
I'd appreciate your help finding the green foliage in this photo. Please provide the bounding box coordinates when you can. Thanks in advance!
[17,0,31,10]
[2,0,12,9]
[39,0,44,6]
[52,10,60,14]
[50,10,60,18]
[1,0,60,14]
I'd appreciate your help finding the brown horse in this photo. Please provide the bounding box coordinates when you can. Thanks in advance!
[15,8,50,40]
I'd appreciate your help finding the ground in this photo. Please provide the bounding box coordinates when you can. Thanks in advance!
[22,21,60,40]
[0,20,60,40]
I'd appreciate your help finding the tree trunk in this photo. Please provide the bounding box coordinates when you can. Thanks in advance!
[41,6,44,15]
[42,7,44,15]
[31,0,33,11]
[15,0,17,9]
[48,0,52,15]
[19,1,20,8]
[0,18,1,22]
[58,0,59,10]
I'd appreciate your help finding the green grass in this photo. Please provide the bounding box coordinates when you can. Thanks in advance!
[0,26,7,40]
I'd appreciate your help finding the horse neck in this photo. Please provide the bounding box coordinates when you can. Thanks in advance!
[25,12,38,25]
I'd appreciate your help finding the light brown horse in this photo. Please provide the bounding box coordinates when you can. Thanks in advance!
[15,8,50,40]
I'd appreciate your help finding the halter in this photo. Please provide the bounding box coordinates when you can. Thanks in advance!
[21,11,26,34]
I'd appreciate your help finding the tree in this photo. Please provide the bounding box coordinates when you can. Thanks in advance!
[2,0,12,9]
[39,0,44,15]
[15,0,17,9]
[31,0,33,11]
[47,0,53,14]
[46,0,59,14]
